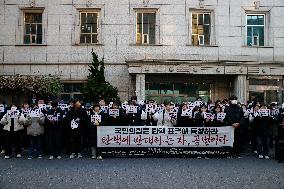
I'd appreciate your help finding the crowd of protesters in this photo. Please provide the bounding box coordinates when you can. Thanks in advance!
[0,95,284,161]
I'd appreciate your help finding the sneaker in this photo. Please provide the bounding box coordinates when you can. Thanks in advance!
[49,156,54,160]
[4,156,10,159]
[57,156,62,159]
[16,154,21,158]
[70,153,75,159]
[264,156,269,159]
[97,156,102,160]
[28,156,33,160]
[258,155,264,159]
[38,155,42,159]
[77,153,83,158]
[91,155,96,159]
[0,150,5,154]
[253,150,258,154]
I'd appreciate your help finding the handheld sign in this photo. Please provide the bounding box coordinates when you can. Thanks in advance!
[100,106,109,114]
[217,112,226,121]
[121,103,128,110]
[169,112,177,120]
[243,110,250,117]
[0,104,4,113]
[109,102,113,108]
[181,109,192,117]
[47,115,58,122]
[91,114,101,123]
[156,105,164,113]
[30,109,41,118]
[59,104,68,110]
[38,104,47,110]
[194,101,203,107]
[204,113,215,121]
[126,106,138,114]
[146,104,156,113]
[7,110,20,118]
[258,109,270,117]
[109,109,119,117]
[271,109,279,116]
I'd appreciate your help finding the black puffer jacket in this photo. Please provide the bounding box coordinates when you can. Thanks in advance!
[224,105,244,126]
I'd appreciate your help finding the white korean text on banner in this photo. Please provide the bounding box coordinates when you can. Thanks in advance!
[97,126,234,148]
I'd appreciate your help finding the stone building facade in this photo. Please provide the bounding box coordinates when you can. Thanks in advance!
[1,0,284,104]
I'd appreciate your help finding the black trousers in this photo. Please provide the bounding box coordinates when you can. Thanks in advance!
[70,129,82,154]
[233,127,242,155]
[0,125,4,150]
[48,127,63,157]
[4,130,23,156]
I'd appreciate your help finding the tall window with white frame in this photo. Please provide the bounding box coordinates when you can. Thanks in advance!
[136,12,156,45]
[246,14,265,46]
[192,13,211,46]
[80,12,99,44]
[24,13,43,44]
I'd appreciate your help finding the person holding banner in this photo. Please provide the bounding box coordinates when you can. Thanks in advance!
[65,99,88,159]
[153,101,176,127]
[89,103,105,159]
[25,104,45,159]
[224,96,245,157]
[46,101,65,160]
[0,104,27,159]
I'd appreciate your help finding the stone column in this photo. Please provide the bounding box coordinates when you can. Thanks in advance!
[135,74,146,101]
[234,75,247,104]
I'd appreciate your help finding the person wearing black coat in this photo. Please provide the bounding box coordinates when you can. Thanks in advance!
[177,104,194,127]
[88,104,106,159]
[45,101,65,160]
[212,105,226,127]
[253,105,273,159]
[106,101,125,126]
[125,101,143,126]
[224,96,245,157]
[65,100,89,159]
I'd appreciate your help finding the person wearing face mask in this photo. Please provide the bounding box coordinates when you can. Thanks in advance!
[0,104,27,159]
[224,96,245,157]
[153,101,176,127]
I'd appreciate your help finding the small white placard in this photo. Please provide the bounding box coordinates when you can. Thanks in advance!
[91,114,101,123]
[109,109,119,117]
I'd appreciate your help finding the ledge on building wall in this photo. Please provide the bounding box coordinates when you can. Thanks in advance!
[15,44,47,46]
[72,43,104,46]
[129,44,164,46]
[186,44,219,47]
[242,46,274,48]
